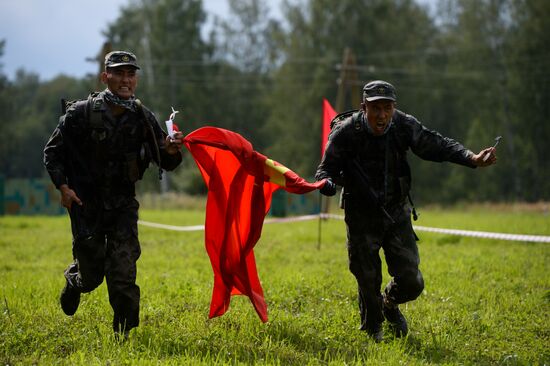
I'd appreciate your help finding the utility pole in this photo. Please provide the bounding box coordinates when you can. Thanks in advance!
[321,48,361,215]
[318,48,362,250]
[336,47,361,112]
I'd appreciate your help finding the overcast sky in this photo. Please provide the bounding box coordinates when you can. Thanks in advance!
[0,0,434,82]
[0,0,285,81]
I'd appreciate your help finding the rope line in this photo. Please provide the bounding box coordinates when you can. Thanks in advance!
[138,221,204,232]
[138,214,550,243]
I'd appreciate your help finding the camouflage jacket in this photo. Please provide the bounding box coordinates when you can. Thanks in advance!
[315,109,475,207]
[44,93,182,209]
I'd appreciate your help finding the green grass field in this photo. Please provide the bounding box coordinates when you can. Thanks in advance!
[1,204,549,365]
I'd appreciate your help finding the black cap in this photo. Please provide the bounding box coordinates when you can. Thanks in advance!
[104,51,140,70]
[362,80,396,102]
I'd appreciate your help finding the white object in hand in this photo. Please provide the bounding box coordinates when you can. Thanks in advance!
[165,119,174,138]
[483,136,502,162]
[165,106,180,139]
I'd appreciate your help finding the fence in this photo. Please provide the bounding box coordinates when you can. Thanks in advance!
[0,176,64,215]
[0,177,318,217]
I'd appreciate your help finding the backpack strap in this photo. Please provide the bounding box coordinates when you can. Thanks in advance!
[87,92,103,129]
[330,109,359,130]
[135,99,163,180]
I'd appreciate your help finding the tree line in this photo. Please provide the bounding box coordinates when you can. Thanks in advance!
[1,0,548,204]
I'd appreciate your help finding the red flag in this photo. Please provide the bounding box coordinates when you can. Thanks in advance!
[321,99,337,157]
[183,127,325,322]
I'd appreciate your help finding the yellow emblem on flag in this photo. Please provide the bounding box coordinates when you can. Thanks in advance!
[264,159,289,187]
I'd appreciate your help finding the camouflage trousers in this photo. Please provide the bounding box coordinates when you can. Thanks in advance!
[65,198,141,333]
[344,200,424,332]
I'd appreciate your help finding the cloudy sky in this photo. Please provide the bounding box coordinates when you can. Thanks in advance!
[0,0,284,81]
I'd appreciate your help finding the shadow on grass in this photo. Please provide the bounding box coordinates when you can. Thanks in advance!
[402,334,456,363]
[136,315,375,364]
[402,333,504,365]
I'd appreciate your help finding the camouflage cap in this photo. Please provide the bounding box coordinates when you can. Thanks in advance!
[104,51,140,70]
[362,80,396,102]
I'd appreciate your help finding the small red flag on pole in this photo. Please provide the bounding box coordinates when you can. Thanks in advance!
[321,99,337,157]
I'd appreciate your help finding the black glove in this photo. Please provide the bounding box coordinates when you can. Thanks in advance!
[319,178,337,196]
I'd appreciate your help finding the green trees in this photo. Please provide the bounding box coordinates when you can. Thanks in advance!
[414,0,550,203]
[263,0,437,175]
[0,37,90,179]
[507,0,550,201]
[207,0,279,146]
[1,0,548,203]
[103,0,210,126]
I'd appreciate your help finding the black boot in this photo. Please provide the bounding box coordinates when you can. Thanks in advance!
[113,319,131,342]
[382,295,408,338]
[366,323,384,343]
[114,329,130,343]
[60,265,81,316]
[358,291,385,342]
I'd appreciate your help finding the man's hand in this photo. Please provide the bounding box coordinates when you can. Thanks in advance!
[59,184,82,210]
[319,178,337,196]
[471,147,497,167]
[165,131,184,155]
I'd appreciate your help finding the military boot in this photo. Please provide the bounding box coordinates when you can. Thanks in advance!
[382,294,408,338]
[114,330,130,343]
[60,264,81,316]
[366,323,384,343]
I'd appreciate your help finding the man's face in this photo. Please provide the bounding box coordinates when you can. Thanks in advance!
[101,66,138,99]
[362,99,396,136]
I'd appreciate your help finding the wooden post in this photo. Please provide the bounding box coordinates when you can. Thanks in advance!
[336,47,361,112]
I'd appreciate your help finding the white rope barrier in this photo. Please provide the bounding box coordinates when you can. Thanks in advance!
[138,213,550,243]
[138,221,204,232]
[412,225,550,243]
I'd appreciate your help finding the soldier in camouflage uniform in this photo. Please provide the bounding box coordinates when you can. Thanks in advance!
[316,80,497,342]
[43,51,183,338]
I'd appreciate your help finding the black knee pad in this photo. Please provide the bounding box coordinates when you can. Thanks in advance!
[386,270,424,303]
[79,275,103,293]
[73,236,105,292]
[400,271,424,301]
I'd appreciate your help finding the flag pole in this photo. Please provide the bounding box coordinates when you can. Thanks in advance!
[318,98,338,251]
[317,193,323,250]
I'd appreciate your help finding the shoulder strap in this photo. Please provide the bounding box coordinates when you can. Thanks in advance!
[135,99,163,180]
[350,111,364,131]
[329,110,365,150]
[330,109,359,130]
[87,92,103,129]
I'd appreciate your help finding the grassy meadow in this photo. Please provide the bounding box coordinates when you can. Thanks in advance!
[0,202,549,365]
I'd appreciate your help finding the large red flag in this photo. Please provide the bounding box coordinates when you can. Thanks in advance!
[321,99,338,157]
[183,127,325,322]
